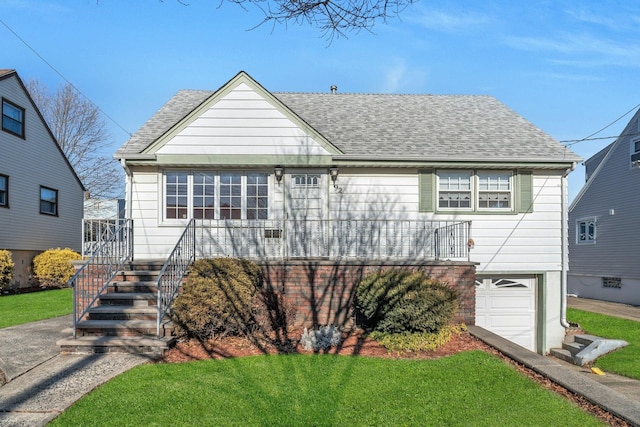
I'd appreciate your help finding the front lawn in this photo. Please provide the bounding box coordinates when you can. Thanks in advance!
[568,308,640,380]
[50,351,603,426]
[0,288,72,329]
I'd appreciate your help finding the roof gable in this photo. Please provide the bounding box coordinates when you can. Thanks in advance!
[121,71,341,159]
[0,70,85,190]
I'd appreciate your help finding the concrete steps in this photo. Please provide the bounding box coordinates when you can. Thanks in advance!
[550,333,628,365]
[61,260,175,356]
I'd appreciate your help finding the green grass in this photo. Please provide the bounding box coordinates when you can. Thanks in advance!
[568,308,640,380]
[50,351,604,426]
[0,288,72,328]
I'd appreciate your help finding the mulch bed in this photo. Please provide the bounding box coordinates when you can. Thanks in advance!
[161,329,629,426]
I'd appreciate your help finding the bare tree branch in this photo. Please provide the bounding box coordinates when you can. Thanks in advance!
[26,80,123,198]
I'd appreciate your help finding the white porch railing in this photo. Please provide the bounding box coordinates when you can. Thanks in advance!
[195,219,472,261]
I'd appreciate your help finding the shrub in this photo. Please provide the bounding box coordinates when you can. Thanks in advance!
[171,258,263,340]
[300,325,342,351]
[32,248,81,288]
[355,269,458,334]
[370,324,467,353]
[0,250,14,292]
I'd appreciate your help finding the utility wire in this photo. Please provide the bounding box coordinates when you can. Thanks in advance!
[0,18,132,137]
[562,103,640,147]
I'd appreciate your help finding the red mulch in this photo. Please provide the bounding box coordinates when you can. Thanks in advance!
[161,329,629,426]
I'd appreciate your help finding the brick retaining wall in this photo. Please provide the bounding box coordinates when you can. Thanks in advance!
[259,260,477,328]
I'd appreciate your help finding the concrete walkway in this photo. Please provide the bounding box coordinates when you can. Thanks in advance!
[0,297,639,426]
[0,316,151,426]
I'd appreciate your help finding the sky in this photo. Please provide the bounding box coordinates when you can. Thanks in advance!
[2,0,639,201]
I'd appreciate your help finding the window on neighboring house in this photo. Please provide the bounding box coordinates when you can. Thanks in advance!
[632,139,640,165]
[40,186,58,216]
[164,171,269,221]
[576,218,596,243]
[0,174,8,207]
[2,99,25,138]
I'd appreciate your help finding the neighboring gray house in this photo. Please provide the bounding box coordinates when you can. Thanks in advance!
[569,108,640,305]
[112,71,581,352]
[0,69,84,289]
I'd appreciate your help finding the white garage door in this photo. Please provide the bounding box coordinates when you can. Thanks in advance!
[475,276,536,351]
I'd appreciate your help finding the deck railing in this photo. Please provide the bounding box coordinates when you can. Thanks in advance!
[69,219,133,337]
[195,219,471,261]
[156,219,196,336]
[82,218,131,258]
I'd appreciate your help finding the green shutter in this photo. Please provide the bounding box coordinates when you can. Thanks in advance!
[419,169,435,212]
[517,170,534,213]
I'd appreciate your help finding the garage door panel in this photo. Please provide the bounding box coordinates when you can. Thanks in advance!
[486,296,534,310]
[476,276,536,351]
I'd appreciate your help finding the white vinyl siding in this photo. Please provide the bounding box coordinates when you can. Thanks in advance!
[0,74,83,253]
[155,83,332,157]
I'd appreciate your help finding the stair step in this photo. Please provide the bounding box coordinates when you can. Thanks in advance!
[574,334,600,346]
[109,281,158,293]
[76,319,168,337]
[58,336,175,357]
[87,305,158,321]
[117,270,162,281]
[562,341,585,356]
[549,348,574,364]
[99,292,157,306]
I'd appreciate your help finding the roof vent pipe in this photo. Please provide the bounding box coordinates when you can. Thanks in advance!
[330,85,337,94]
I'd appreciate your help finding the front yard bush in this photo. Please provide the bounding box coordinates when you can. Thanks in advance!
[171,258,263,340]
[0,249,14,292]
[355,269,458,334]
[32,248,81,288]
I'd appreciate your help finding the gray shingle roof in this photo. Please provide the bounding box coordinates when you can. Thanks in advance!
[116,86,581,163]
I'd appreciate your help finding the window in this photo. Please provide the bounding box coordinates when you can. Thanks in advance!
[438,171,472,209]
[2,99,25,138]
[0,174,7,207]
[631,139,640,165]
[436,170,513,211]
[478,172,512,209]
[576,218,596,243]
[164,171,268,221]
[292,174,320,188]
[40,186,58,215]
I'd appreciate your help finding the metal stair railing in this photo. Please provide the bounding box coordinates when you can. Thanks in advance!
[69,218,133,337]
[156,218,196,336]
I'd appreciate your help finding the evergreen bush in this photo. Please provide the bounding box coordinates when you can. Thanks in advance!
[355,269,458,334]
[0,250,14,292]
[32,248,81,288]
[171,258,263,340]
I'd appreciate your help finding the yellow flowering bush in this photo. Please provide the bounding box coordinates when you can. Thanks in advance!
[33,248,81,288]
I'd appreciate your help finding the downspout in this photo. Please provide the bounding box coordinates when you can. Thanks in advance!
[560,164,576,329]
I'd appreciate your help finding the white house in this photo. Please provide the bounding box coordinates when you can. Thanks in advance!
[114,71,581,353]
[0,69,84,289]
[568,108,640,305]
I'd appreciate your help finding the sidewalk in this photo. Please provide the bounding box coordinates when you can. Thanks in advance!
[0,316,151,427]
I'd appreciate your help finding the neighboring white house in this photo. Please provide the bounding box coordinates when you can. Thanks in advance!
[0,69,84,288]
[114,71,581,353]
[568,108,640,306]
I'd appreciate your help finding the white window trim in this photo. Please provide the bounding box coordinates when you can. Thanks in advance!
[436,170,514,212]
[162,170,270,223]
[576,217,596,244]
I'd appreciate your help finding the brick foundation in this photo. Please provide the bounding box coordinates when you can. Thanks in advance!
[258,260,476,328]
